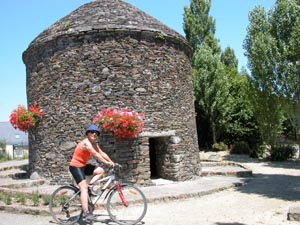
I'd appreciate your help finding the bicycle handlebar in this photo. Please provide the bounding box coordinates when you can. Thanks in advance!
[113,163,122,168]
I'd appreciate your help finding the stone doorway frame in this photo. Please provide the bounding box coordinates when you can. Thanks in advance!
[142,130,176,180]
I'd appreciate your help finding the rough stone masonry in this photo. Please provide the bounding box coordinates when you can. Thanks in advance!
[23,0,201,185]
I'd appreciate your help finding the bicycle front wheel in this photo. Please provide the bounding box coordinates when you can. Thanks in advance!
[107,184,147,225]
[49,185,82,225]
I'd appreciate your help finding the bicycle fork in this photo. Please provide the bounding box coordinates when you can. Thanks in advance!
[117,182,128,207]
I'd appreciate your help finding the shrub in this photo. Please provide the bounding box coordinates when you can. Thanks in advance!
[212,142,228,152]
[249,145,268,159]
[231,141,251,154]
[269,145,296,161]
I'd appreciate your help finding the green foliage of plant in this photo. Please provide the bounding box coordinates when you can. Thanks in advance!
[4,194,12,205]
[231,141,251,154]
[250,145,267,159]
[244,0,300,147]
[29,191,40,206]
[221,47,238,69]
[0,192,51,207]
[212,142,228,152]
[183,0,216,51]
[0,192,4,202]
[220,71,259,146]
[184,0,258,147]
[0,150,8,162]
[269,145,296,161]
[0,141,5,150]
[41,195,51,206]
[155,33,165,40]
[16,193,26,205]
[59,195,68,204]
[64,20,70,30]
[51,195,67,207]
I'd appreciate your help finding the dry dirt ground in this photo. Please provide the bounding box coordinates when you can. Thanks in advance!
[144,154,300,225]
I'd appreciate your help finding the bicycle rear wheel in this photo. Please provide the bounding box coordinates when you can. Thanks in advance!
[49,185,82,225]
[106,184,147,225]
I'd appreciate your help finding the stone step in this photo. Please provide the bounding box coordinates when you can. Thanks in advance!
[0,159,28,172]
[0,160,46,190]
[0,168,28,179]
[0,177,46,189]
[201,166,252,177]
[288,205,300,221]
[201,161,252,177]
[201,161,245,167]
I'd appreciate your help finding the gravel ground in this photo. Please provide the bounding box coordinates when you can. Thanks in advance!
[143,155,300,225]
[1,155,299,225]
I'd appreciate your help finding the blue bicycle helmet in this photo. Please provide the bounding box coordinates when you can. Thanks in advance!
[86,125,100,135]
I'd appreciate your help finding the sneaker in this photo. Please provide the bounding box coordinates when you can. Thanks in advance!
[82,211,95,221]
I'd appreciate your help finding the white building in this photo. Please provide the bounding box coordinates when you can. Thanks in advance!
[0,122,28,159]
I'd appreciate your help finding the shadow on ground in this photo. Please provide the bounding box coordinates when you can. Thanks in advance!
[237,173,300,201]
[224,154,300,201]
[215,223,246,225]
[225,154,300,170]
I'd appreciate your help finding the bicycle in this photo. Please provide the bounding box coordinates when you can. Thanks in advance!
[49,164,147,225]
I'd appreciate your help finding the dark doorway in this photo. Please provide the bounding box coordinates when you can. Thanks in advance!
[149,138,158,178]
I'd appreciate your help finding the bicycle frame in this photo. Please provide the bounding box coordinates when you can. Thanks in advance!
[89,167,131,209]
[90,173,116,205]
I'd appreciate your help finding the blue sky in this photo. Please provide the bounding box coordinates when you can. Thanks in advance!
[0,0,275,122]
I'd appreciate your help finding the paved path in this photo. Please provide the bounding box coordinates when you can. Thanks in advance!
[1,156,299,224]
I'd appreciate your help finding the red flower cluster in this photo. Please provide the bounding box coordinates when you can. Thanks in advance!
[93,108,144,140]
[9,103,45,132]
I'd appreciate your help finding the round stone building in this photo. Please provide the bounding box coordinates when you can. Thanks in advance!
[23,0,201,185]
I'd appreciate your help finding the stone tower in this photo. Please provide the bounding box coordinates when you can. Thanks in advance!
[23,0,200,185]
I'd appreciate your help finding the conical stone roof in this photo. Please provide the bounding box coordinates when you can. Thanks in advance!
[26,0,188,50]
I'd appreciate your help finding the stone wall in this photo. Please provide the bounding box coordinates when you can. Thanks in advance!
[23,2,200,185]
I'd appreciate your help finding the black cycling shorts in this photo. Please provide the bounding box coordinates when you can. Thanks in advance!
[69,164,96,184]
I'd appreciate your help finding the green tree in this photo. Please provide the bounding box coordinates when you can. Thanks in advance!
[244,0,300,146]
[184,0,222,146]
[184,0,257,148]
[221,47,238,69]
[269,0,300,146]
[0,141,5,151]
[192,43,229,144]
[221,66,259,146]
[183,0,216,51]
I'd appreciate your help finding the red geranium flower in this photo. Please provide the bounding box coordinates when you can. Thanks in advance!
[93,108,144,140]
[9,103,45,132]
